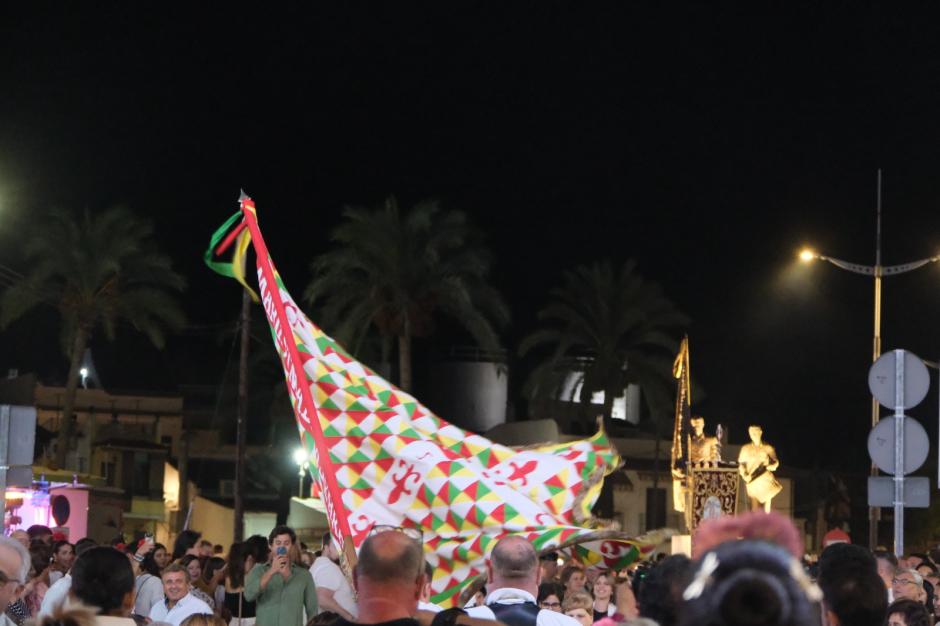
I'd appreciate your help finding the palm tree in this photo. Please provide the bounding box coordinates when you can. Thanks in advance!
[304,196,509,391]
[0,207,186,468]
[520,260,688,429]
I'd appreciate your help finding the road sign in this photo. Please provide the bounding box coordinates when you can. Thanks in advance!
[868,415,929,475]
[867,349,932,558]
[868,476,930,508]
[869,349,930,409]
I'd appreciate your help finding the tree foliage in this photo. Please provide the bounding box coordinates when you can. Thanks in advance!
[304,196,509,391]
[0,206,186,467]
[520,260,688,428]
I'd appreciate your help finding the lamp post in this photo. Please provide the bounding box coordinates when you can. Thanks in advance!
[293,448,308,498]
[799,169,940,549]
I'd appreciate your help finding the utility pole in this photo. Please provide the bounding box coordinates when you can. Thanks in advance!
[799,170,940,548]
[234,290,251,542]
[177,431,189,533]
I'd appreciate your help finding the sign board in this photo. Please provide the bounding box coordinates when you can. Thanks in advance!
[867,416,929,475]
[0,406,36,488]
[869,350,930,409]
[868,476,930,508]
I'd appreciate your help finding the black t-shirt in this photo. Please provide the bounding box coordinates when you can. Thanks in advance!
[223,590,257,619]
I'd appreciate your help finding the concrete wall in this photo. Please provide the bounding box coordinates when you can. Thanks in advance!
[187,495,279,548]
[428,361,507,432]
[191,495,234,547]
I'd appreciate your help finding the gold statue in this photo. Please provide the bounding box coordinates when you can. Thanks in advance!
[670,338,740,529]
[737,425,781,512]
[672,415,721,513]
[689,416,721,464]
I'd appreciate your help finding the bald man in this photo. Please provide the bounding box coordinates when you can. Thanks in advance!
[468,536,580,626]
[331,530,426,626]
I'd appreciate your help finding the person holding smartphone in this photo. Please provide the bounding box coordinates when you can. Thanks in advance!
[244,526,317,626]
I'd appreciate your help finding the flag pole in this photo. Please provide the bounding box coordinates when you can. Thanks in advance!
[236,193,357,569]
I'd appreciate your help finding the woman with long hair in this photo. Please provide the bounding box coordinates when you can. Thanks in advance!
[223,543,257,626]
[591,572,617,621]
[180,555,216,610]
[152,543,171,573]
[173,530,203,562]
[130,544,163,619]
[48,541,75,586]
[23,540,53,616]
[203,557,227,614]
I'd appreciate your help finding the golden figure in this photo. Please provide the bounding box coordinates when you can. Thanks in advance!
[672,416,721,514]
[737,425,782,512]
[689,417,721,464]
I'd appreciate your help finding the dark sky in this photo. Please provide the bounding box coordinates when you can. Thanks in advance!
[4,4,940,471]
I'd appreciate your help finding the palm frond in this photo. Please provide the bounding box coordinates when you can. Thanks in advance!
[521,259,688,423]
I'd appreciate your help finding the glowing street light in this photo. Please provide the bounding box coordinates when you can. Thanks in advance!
[798,169,940,549]
[79,367,89,389]
[293,447,309,497]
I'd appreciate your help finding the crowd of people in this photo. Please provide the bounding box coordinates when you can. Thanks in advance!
[0,515,937,626]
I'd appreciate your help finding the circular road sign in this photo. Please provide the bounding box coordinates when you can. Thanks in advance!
[867,416,930,475]
[868,349,930,410]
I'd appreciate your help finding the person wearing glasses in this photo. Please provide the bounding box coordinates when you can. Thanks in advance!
[0,536,29,626]
[467,536,580,626]
[893,569,928,605]
[536,583,563,613]
[244,526,317,626]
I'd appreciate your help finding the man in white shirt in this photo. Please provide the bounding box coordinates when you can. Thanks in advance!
[38,573,71,617]
[418,561,442,613]
[468,536,580,626]
[148,564,211,626]
[309,532,357,620]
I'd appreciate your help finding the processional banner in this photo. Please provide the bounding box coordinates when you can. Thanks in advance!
[207,194,668,606]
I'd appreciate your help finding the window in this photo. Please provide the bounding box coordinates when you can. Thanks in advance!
[102,461,116,487]
[133,453,151,496]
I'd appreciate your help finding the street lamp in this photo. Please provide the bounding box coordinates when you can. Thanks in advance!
[293,448,308,498]
[798,169,940,548]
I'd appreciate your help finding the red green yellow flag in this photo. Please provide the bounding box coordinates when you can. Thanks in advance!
[207,194,670,606]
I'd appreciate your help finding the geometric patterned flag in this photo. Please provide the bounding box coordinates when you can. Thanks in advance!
[207,194,670,607]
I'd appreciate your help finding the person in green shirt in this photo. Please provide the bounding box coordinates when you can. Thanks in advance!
[245,525,318,626]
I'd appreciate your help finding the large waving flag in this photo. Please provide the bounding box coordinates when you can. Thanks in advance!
[207,194,669,606]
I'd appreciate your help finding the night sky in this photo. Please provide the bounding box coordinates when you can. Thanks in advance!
[4,5,940,477]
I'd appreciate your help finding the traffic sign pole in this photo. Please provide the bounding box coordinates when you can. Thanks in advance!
[867,349,931,557]
[894,350,905,556]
